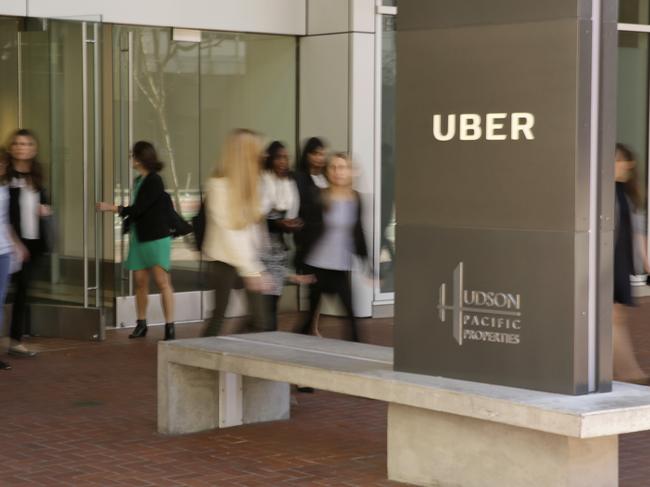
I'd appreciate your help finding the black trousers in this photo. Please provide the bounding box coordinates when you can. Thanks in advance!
[298,266,358,342]
[10,239,43,341]
[266,294,280,331]
[202,261,269,337]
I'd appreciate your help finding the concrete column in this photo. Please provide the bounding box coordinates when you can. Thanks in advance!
[300,0,376,318]
[387,403,618,487]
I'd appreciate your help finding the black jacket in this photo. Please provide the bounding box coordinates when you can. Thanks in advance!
[9,185,50,253]
[294,170,318,220]
[120,172,171,242]
[294,189,368,273]
[293,171,322,257]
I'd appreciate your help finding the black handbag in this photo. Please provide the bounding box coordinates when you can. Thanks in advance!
[191,197,206,251]
[165,193,192,238]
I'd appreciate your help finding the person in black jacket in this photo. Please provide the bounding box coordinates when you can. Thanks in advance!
[294,137,328,251]
[97,141,176,340]
[5,129,51,358]
[295,152,368,343]
[613,143,647,383]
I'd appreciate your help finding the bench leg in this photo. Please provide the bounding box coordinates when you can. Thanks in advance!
[158,362,220,435]
[158,358,290,434]
[387,403,618,487]
[216,373,291,428]
[242,376,290,425]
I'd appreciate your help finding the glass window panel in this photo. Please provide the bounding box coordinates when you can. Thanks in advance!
[620,0,650,24]
[0,18,18,144]
[379,14,396,294]
[112,26,201,293]
[617,31,649,276]
[112,27,296,296]
[199,32,297,179]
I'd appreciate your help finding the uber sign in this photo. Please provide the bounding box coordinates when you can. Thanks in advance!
[394,0,617,395]
[433,113,535,141]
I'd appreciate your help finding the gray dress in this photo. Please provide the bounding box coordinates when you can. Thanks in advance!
[260,173,301,297]
[261,209,291,296]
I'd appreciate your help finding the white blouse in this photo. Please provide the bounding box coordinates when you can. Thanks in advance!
[12,178,40,240]
[261,172,300,218]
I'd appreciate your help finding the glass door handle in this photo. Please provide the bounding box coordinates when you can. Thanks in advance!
[82,21,102,308]
[93,22,102,308]
[82,21,89,308]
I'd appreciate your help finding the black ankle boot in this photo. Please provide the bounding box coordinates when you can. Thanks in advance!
[164,323,175,341]
[129,320,148,339]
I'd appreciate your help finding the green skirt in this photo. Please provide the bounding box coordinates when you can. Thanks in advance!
[125,228,172,272]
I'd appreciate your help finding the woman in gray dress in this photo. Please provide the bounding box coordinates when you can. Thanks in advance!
[260,141,302,330]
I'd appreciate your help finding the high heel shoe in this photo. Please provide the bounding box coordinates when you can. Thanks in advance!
[164,323,175,341]
[129,320,148,339]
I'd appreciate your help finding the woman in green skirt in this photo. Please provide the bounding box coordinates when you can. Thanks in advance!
[97,141,175,340]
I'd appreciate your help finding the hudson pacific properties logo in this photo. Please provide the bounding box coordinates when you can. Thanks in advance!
[437,263,523,346]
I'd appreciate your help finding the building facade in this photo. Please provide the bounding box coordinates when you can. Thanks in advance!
[0,0,398,339]
[0,0,647,340]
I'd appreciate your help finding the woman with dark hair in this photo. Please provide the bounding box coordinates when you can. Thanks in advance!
[293,138,327,335]
[295,137,328,197]
[0,151,28,369]
[260,141,302,329]
[612,143,647,383]
[6,129,51,358]
[97,141,176,341]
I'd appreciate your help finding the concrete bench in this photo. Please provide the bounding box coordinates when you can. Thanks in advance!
[158,332,650,487]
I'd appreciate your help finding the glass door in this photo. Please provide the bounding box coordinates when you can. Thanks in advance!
[617,23,650,290]
[18,16,105,340]
[113,26,204,328]
[111,26,297,329]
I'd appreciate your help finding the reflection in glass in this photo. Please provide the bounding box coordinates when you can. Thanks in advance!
[619,0,650,24]
[617,31,649,277]
[0,19,19,144]
[12,20,103,307]
[380,15,396,293]
[200,32,296,180]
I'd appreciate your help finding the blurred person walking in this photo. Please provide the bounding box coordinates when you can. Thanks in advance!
[260,141,302,330]
[613,143,648,383]
[6,129,51,358]
[294,137,328,220]
[201,129,270,337]
[295,153,368,342]
[293,137,328,334]
[0,151,28,369]
[97,141,176,341]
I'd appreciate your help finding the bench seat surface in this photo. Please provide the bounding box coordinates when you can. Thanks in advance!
[159,332,650,438]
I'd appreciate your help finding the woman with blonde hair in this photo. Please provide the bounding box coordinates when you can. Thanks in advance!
[295,152,368,343]
[202,129,270,336]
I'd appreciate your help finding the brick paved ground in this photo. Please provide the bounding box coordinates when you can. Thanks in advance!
[1,303,650,486]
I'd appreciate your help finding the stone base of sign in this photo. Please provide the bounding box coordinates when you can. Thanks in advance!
[387,403,617,487]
